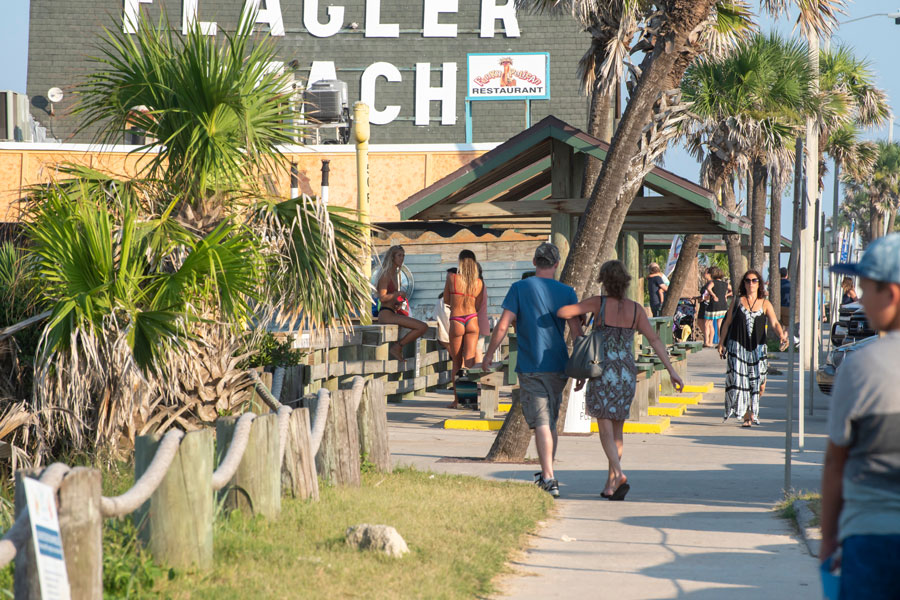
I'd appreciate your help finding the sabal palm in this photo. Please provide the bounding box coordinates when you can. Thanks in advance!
[540,0,845,301]
[76,11,298,227]
[23,10,372,455]
[25,181,261,451]
[683,33,816,284]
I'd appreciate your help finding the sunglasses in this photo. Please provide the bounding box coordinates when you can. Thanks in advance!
[744,278,759,283]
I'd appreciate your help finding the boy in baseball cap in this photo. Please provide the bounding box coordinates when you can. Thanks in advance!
[820,232,900,598]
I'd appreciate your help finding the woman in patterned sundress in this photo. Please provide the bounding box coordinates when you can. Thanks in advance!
[717,269,789,427]
[558,261,685,501]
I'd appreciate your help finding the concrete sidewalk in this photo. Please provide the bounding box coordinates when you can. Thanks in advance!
[387,347,831,599]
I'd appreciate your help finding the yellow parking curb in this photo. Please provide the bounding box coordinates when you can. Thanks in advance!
[683,382,714,393]
[443,419,503,431]
[497,403,512,413]
[590,418,670,434]
[659,394,702,405]
[649,404,686,417]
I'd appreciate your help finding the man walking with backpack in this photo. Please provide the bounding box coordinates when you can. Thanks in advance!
[482,242,583,497]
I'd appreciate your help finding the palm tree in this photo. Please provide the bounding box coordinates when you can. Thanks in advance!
[677,33,816,316]
[488,1,843,462]
[556,0,842,301]
[22,10,372,456]
[843,141,900,241]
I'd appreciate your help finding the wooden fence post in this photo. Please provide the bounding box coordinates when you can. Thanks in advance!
[14,468,40,600]
[357,379,390,472]
[58,467,102,600]
[217,413,281,519]
[281,407,320,501]
[304,389,361,486]
[134,429,214,569]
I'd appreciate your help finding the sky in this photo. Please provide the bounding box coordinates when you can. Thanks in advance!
[1,1,898,243]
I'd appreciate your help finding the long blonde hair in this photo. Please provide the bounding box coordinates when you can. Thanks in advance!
[457,256,479,296]
[375,245,404,286]
[841,276,854,293]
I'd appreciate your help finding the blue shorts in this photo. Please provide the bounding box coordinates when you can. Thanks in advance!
[840,534,900,599]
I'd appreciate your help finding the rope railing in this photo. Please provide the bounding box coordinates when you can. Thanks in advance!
[101,430,185,518]
[0,462,72,567]
[211,413,256,491]
[0,364,369,588]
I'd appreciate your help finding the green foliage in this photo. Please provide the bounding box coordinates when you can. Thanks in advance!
[25,183,261,374]
[0,241,42,395]
[103,518,165,598]
[76,10,298,204]
[243,333,304,368]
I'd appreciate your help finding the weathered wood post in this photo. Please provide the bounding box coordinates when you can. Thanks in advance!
[58,467,102,599]
[281,407,320,500]
[217,412,281,519]
[356,379,390,472]
[14,469,41,600]
[304,388,361,486]
[134,429,214,569]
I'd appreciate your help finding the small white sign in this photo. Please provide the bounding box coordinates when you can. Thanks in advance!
[467,53,550,101]
[563,380,592,433]
[23,478,71,600]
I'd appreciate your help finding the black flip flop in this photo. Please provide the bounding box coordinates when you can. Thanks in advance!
[609,483,630,501]
[600,491,612,498]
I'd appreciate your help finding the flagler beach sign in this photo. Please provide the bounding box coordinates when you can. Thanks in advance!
[467,53,550,101]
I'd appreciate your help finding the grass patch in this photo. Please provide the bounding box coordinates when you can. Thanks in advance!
[776,491,822,527]
[152,467,553,599]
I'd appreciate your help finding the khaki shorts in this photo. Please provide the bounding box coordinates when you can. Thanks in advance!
[518,372,569,430]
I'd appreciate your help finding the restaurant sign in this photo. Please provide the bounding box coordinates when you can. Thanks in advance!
[467,53,549,101]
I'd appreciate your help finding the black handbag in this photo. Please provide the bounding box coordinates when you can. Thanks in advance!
[565,297,607,380]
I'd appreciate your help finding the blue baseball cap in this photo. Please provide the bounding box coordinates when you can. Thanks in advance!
[830,233,900,285]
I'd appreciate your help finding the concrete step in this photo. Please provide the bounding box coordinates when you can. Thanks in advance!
[649,404,686,417]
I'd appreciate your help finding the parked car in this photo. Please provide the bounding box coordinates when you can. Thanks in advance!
[816,335,879,395]
[831,302,876,347]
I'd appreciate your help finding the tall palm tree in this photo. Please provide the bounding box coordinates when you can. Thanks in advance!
[845,141,900,241]
[22,10,372,456]
[488,1,841,462]
[556,0,843,302]
[679,32,816,313]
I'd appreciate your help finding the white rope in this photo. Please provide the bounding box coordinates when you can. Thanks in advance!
[100,429,185,518]
[348,376,366,414]
[248,370,282,410]
[0,463,72,567]
[271,367,286,403]
[308,388,330,456]
[211,413,256,491]
[277,405,292,463]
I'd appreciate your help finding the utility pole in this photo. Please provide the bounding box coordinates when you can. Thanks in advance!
[798,30,820,449]
[353,102,371,281]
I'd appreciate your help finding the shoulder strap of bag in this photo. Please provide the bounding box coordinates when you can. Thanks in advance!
[599,296,607,327]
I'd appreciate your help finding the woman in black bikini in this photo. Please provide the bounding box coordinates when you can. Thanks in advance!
[375,245,427,360]
[443,250,484,408]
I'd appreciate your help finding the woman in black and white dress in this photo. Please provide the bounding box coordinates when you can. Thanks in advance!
[717,269,788,427]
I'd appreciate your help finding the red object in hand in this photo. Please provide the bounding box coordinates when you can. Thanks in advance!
[396,295,410,317]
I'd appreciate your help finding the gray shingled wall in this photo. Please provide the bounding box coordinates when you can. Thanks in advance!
[27,0,589,143]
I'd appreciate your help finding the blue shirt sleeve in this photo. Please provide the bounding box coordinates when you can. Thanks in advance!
[502,282,520,315]
[566,286,577,306]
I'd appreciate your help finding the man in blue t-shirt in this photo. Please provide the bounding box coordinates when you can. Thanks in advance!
[482,242,583,498]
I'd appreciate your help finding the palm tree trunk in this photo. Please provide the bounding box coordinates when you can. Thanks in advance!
[768,179,783,337]
[581,86,616,195]
[888,204,897,235]
[870,210,883,241]
[661,234,702,316]
[559,0,719,300]
[750,157,768,273]
[721,175,744,287]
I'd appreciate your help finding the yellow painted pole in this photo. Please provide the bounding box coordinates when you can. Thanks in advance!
[353,102,371,282]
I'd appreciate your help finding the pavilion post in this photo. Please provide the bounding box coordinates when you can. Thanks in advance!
[550,138,575,276]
